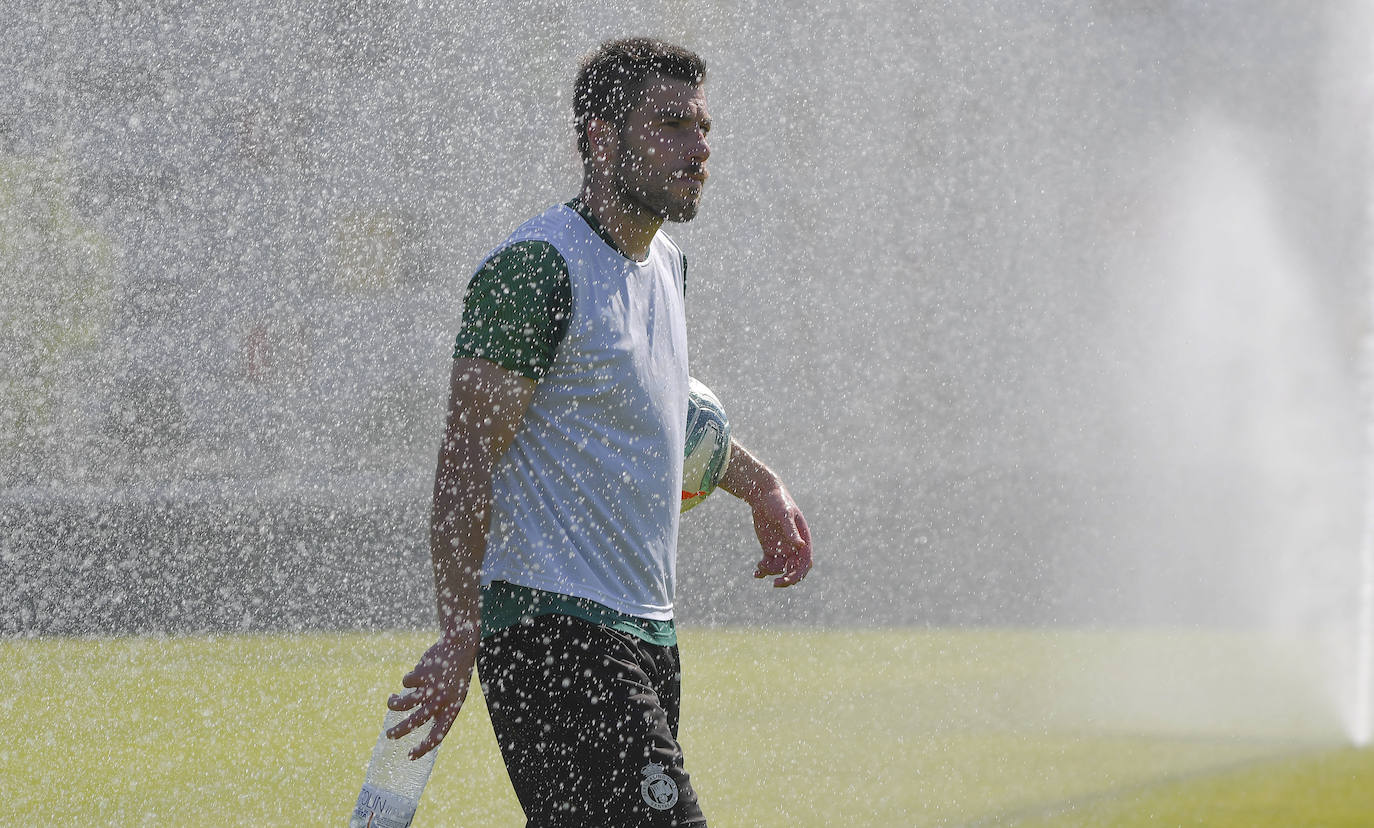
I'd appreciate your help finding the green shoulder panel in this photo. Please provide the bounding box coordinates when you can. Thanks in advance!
[452,240,573,380]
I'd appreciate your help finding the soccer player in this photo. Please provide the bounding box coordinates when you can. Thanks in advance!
[386,37,813,826]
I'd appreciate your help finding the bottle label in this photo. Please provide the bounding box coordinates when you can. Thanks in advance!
[353,783,420,828]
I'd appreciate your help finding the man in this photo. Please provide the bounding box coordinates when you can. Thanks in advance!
[387,37,812,826]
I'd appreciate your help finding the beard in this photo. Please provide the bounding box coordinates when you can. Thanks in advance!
[614,153,703,223]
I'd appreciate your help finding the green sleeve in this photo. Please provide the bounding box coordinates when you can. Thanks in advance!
[452,240,572,380]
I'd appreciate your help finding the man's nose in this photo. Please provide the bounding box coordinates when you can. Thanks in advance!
[688,129,710,163]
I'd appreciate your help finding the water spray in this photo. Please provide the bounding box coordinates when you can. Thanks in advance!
[1357,330,1374,746]
[1356,50,1374,746]
[1357,534,1373,745]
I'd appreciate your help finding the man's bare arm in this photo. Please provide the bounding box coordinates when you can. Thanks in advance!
[386,357,535,758]
[718,438,813,587]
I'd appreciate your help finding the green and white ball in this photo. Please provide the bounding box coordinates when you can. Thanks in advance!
[681,377,732,513]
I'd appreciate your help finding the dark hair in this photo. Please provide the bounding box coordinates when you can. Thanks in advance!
[574,37,706,161]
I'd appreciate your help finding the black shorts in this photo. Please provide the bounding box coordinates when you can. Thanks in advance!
[477,613,708,828]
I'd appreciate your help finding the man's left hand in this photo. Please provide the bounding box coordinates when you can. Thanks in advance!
[749,484,812,587]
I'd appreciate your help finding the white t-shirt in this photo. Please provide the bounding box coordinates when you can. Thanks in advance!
[477,203,689,621]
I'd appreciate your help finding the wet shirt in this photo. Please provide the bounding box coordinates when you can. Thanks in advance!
[453,200,689,645]
[453,200,686,378]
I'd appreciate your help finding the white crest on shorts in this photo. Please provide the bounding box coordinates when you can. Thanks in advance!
[640,761,679,811]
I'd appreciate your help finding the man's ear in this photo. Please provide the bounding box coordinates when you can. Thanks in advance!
[586,117,617,162]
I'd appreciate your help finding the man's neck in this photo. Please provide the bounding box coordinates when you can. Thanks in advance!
[578,183,662,262]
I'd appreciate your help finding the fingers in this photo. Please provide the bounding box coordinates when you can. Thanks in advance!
[392,683,467,758]
[409,706,458,760]
[387,706,431,741]
[385,672,454,742]
[753,549,784,578]
[388,687,422,712]
[768,549,811,587]
[753,505,813,587]
[387,677,439,735]
[380,636,479,758]
[754,542,812,587]
[385,682,467,752]
[772,558,810,588]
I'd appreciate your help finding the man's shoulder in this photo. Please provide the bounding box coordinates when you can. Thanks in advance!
[478,202,581,281]
[479,239,567,281]
[502,202,582,249]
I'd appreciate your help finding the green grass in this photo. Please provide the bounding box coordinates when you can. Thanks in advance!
[2,628,1370,826]
[1014,747,1374,826]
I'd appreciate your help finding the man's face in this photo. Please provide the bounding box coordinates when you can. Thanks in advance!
[612,73,712,223]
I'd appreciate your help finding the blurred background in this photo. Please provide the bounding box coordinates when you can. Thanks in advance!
[2,0,1371,737]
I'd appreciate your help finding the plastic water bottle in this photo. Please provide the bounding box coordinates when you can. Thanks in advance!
[349,707,439,828]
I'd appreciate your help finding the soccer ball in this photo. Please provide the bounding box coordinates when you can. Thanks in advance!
[682,377,732,513]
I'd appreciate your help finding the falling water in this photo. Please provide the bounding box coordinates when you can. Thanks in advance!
[1349,20,1374,749]
[1359,468,1374,745]
[2,0,1372,775]
[1359,312,1374,749]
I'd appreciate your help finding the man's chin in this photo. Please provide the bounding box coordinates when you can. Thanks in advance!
[660,194,703,223]
[619,183,703,223]
[664,203,700,223]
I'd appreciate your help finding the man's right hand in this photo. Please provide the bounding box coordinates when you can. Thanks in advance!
[386,628,480,760]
